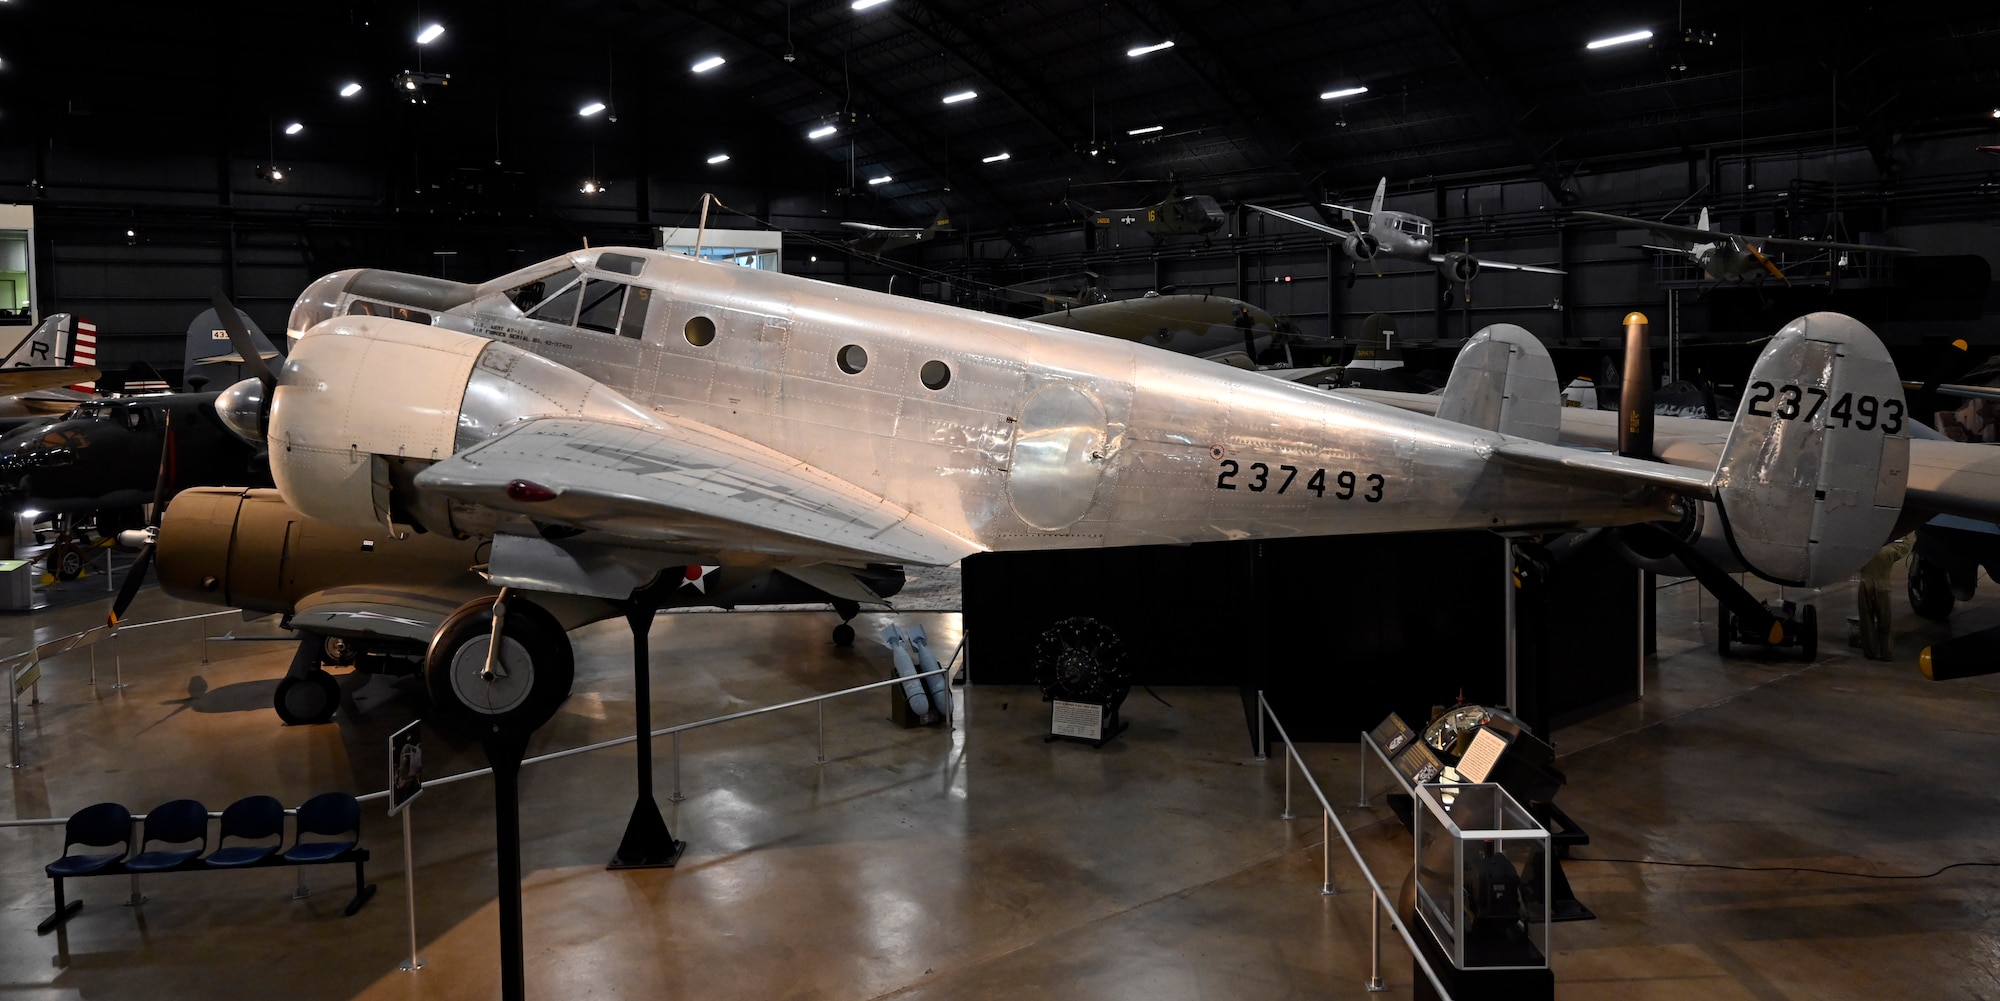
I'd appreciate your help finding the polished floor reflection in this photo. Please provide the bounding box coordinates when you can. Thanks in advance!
[0,566,1996,1000]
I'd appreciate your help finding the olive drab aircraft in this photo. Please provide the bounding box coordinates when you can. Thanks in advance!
[182,245,1938,737]
[1247,177,1565,290]
[1570,207,1918,284]
[1071,179,1227,244]
[1030,293,1292,369]
[842,214,952,255]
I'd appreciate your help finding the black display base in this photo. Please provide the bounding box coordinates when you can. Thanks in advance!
[1411,909,1554,1001]
[1044,702,1128,748]
[607,792,686,869]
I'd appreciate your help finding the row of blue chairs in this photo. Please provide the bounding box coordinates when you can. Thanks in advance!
[39,792,376,934]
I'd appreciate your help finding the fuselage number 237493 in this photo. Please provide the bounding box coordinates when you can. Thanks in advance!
[1745,380,1903,435]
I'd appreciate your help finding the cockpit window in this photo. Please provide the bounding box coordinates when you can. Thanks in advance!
[346,300,433,324]
[525,272,586,325]
[510,267,581,314]
[597,253,647,277]
[577,279,627,334]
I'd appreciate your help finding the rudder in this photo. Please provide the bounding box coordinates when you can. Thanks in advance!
[1434,323,1561,444]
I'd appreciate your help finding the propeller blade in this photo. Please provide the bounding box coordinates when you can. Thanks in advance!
[150,411,176,516]
[1618,312,1654,461]
[107,542,154,627]
[209,290,275,391]
[1747,244,1789,285]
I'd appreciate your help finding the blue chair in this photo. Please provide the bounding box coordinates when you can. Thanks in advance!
[40,802,134,934]
[283,792,360,864]
[203,795,284,868]
[125,799,210,873]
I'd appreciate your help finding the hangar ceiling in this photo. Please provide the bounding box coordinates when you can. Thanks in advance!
[3,1,1997,231]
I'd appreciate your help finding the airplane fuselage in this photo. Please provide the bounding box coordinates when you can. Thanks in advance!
[276,249,1677,565]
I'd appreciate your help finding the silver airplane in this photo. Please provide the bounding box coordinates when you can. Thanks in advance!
[1247,178,1565,289]
[1571,207,1917,284]
[203,248,1909,734]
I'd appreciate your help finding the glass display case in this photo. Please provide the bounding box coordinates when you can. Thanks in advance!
[1412,782,1551,970]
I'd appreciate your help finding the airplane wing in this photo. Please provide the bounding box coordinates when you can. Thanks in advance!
[1425,254,1565,275]
[194,351,282,365]
[1245,204,1347,239]
[1571,209,1713,244]
[413,416,982,568]
[1746,234,1918,255]
[0,366,102,396]
[841,221,926,235]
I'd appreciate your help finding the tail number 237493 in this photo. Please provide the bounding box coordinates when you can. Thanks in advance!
[1745,380,1903,434]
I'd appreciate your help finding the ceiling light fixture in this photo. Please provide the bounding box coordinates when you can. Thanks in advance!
[579,102,607,117]
[808,124,838,139]
[1585,29,1652,50]
[416,23,444,45]
[284,121,304,136]
[691,55,725,73]
[941,90,977,105]
[1320,86,1368,100]
[580,179,603,194]
[707,153,730,164]
[1127,124,1164,135]
[1126,40,1174,58]
[852,0,889,9]
[1991,108,2000,119]
[868,175,892,185]
[982,152,1010,163]
[339,82,362,97]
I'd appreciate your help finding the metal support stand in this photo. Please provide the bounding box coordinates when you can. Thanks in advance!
[669,732,684,803]
[201,622,209,665]
[1356,731,1369,808]
[1254,691,1267,761]
[293,865,311,900]
[487,735,529,1001]
[815,701,827,764]
[104,546,113,593]
[1280,752,1295,820]
[7,682,21,770]
[110,631,128,690]
[1320,810,1337,895]
[1366,898,1389,992]
[399,805,426,972]
[607,606,684,869]
[126,872,145,907]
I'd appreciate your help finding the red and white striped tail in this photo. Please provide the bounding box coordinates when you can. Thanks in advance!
[69,318,97,392]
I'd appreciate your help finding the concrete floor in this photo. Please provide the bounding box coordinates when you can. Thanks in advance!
[0,565,1998,1000]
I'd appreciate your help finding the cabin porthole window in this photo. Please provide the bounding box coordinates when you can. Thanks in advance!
[837,344,869,374]
[920,360,951,391]
[685,315,717,346]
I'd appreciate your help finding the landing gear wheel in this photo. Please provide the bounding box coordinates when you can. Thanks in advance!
[1799,604,1818,662]
[1716,604,1733,657]
[321,635,357,667]
[51,541,83,581]
[830,599,860,647]
[1908,555,1956,621]
[424,595,574,739]
[274,669,339,725]
[831,623,856,647]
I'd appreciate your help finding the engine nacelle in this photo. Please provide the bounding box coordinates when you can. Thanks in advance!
[268,316,660,534]
[157,486,483,614]
[1613,501,1744,578]
[1440,251,1480,284]
[1342,231,1380,262]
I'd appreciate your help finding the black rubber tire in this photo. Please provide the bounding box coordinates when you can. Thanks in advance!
[1908,555,1957,621]
[1716,604,1732,658]
[831,622,856,647]
[273,669,339,725]
[53,544,83,581]
[321,635,357,667]
[424,595,574,739]
[1799,604,1819,662]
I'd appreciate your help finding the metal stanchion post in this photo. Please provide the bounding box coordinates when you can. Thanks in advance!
[293,865,311,900]
[201,620,209,665]
[7,681,20,770]
[127,872,145,907]
[399,804,425,972]
[1356,731,1369,808]
[1280,750,1295,820]
[669,731,684,803]
[104,546,113,592]
[89,643,96,687]
[1255,691,1267,761]
[111,630,128,690]
[1366,897,1388,992]
[815,701,827,765]
[1320,809,1336,895]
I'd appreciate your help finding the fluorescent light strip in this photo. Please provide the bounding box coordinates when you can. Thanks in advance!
[1585,29,1652,49]
[339,82,362,97]
[416,23,444,45]
[852,0,889,9]
[982,152,1010,163]
[1126,40,1174,57]
[1126,124,1164,136]
[284,122,304,135]
[868,175,892,185]
[808,124,838,139]
[691,55,725,73]
[579,102,607,117]
[706,154,730,164]
[941,90,977,104]
[1320,86,1367,100]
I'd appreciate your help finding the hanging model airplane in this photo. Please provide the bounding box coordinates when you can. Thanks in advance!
[1570,207,1918,284]
[1247,178,1565,289]
[1070,178,1227,243]
[841,214,952,255]
[182,246,1915,737]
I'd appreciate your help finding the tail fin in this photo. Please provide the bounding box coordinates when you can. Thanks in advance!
[0,312,71,369]
[1696,207,1710,232]
[1713,312,1907,587]
[67,318,97,392]
[1434,324,1561,444]
[1365,177,1387,234]
[182,305,281,390]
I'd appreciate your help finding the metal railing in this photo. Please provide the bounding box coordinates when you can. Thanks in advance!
[1254,691,1453,999]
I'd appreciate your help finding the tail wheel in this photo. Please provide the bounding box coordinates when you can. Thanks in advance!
[424,595,574,738]
[274,670,339,726]
[1798,604,1818,662]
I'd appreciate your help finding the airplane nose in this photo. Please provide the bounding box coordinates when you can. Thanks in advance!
[216,376,268,444]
